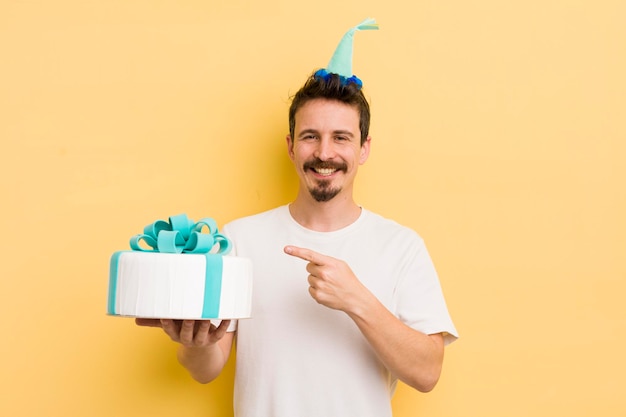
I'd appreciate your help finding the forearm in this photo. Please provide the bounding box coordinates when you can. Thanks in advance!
[283,246,446,391]
[177,333,234,384]
[347,294,444,392]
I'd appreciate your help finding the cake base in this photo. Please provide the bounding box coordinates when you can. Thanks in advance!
[108,251,253,320]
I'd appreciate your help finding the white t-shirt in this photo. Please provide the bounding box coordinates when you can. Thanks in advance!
[222,205,457,417]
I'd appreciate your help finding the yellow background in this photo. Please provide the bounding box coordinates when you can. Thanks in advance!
[1,1,624,416]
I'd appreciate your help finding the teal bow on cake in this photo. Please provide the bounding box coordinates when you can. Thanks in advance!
[129,214,231,255]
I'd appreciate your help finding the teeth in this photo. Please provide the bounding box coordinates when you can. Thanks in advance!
[314,168,336,176]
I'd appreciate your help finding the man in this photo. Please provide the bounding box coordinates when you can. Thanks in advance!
[138,20,457,417]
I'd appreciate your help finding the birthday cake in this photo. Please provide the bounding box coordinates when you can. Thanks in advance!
[107,214,253,320]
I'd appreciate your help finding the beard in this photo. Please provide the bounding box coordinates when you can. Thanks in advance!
[309,180,341,202]
[303,158,347,202]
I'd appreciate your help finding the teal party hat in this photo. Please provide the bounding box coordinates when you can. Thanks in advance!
[315,18,379,88]
[327,17,378,77]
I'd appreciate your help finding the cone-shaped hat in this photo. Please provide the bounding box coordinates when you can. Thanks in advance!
[326,18,379,78]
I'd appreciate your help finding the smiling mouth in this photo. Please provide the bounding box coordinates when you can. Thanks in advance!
[304,159,347,177]
[313,167,336,176]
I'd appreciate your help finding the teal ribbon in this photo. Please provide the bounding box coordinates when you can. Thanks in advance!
[108,251,123,315]
[129,214,231,255]
[202,254,224,318]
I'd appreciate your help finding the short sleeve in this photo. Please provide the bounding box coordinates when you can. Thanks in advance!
[394,235,458,345]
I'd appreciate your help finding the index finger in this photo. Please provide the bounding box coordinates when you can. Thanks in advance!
[284,245,326,265]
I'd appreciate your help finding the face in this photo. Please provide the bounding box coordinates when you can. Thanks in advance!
[287,99,371,203]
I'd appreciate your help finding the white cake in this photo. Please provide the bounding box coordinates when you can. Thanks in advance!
[107,214,253,320]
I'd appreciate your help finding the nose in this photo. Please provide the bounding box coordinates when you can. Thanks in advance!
[314,137,336,161]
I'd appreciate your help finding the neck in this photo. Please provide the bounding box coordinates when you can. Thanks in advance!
[289,190,361,232]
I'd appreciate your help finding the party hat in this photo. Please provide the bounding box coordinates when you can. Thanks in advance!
[326,17,379,79]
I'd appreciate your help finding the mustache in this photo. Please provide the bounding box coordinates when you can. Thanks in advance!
[303,158,347,172]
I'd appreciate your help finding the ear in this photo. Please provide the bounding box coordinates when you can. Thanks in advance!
[286,134,295,161]
[359,136,371,165]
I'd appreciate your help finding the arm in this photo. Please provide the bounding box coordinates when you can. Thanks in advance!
[136,318,235,384]
[346,294,444,392]
[284,246,445,392]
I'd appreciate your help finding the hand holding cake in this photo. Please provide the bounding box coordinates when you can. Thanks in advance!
[162,319,232,348]
[134,318,232,347]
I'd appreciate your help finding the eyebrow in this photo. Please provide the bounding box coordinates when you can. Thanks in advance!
[297,129,355,138]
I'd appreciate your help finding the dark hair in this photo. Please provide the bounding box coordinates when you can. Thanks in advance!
[288,71,371,145]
